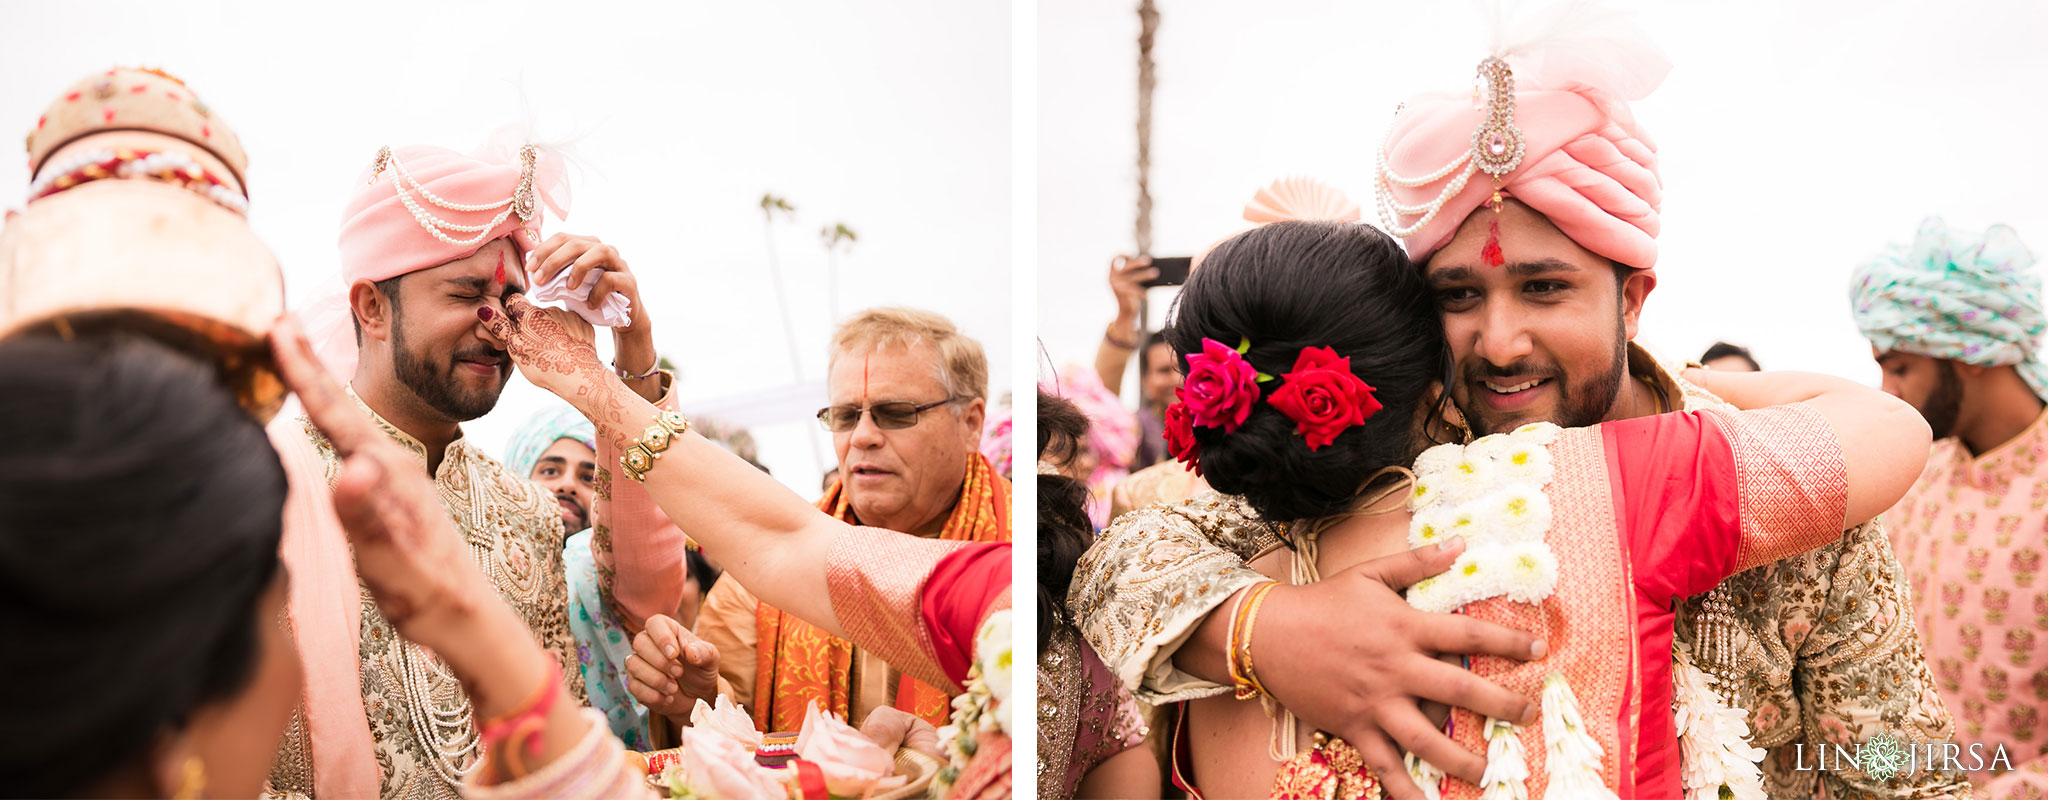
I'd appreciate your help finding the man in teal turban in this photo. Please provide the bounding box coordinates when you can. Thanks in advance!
[505,404,656,750]
[1850,217,2045,792]
[505,404,599,532]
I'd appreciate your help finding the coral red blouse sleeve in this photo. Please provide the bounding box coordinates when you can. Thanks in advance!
[922,542,1013,688]
[1606,403,1849,606]
[826,527,1012,694]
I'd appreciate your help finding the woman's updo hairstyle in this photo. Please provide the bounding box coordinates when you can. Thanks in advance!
[0,332,287,797]
[1165,220,1443,522]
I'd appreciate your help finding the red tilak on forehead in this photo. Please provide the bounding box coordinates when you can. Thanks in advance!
[493,252,506,285]
[862,355,870,397]
[1481,217,1505,268]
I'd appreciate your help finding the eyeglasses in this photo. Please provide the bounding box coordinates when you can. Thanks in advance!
[816,397,962,432]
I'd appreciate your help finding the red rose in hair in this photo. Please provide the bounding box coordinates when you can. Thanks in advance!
[1182,337,1261,432]
[1163,389,1202,475]
[1268,346,1380,450]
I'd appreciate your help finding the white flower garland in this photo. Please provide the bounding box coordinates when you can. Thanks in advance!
[1405,753,1447,800]
[1406,423,1562,616]
[932,609,1013,798]
[1403,421,1758,798]
[1478,717,1531,800]
[1672,644,1766,800]
[1541,675,1617,799]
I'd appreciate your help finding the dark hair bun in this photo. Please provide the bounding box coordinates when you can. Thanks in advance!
[0,332,287,797]
[1167,220,1442,522]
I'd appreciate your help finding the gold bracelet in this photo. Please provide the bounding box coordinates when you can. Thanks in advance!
[620,410,692,483]
[1230,581,1279,700]
[1224,582,1258,695]
[1236,581,1281,701]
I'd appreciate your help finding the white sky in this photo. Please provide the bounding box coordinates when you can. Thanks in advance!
[1039,0,2048,396]
[0,0,1012,496]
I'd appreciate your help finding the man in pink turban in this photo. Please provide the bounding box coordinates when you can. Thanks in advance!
[1066,14,1965,800]
[266,142,704,799]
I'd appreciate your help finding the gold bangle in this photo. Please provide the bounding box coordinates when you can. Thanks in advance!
[1236,581,1281,701]
[620,410,692,483]
[1224,583,1257,694]
[1230,581,1279,700]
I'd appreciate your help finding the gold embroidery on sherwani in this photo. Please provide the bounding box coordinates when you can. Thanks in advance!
[294,393,585,800]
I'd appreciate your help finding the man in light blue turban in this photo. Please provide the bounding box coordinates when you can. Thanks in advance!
[505,404,599,532]
[504,404,652,749]
[1849,217,2046,792]
[1851,217,2047,441]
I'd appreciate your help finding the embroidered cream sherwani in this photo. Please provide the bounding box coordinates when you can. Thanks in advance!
[1068,345,1971,798]
[270,392,586,800]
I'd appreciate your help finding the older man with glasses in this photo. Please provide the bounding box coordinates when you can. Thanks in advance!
[682,306,1011,740]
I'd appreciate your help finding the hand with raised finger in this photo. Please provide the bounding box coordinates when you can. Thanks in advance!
[1249,540,1545,791]
[858,706,942,759]
[625,614,720,721]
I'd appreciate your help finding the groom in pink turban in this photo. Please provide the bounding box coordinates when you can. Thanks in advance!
[265,143,702,799]
[1068,21,1967,800]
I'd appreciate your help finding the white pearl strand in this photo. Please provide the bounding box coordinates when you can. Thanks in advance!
[26,148,250,215]
[397,640,482,786]
[392,457,551,789]
[1375,133,1478,239]
[377,146,538,249]
[388,151,514,212]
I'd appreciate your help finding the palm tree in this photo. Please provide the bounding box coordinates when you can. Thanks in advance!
[760,193,828,475]
[758,193,804,382]
[1136,0,1158,258]
[819,222,858,322]
[1134,0,1159,332]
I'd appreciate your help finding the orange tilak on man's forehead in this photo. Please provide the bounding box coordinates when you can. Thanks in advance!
[493,250,506,285]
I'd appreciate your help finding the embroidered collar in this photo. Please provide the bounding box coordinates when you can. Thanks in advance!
[344,384,471,478]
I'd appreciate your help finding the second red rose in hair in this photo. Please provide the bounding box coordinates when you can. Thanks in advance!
[1267,346,1381,450]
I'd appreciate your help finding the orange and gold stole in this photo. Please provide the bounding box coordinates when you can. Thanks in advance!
[751,453,1012,731]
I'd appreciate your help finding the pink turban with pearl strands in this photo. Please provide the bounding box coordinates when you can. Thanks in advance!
[1375,4,1669,270]
[300,142,569,381]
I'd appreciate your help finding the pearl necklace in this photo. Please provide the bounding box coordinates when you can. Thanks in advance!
[397,639,481,786]
[368,144,539,248]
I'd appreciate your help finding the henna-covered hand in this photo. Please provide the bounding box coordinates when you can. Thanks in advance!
[480,295,638,449]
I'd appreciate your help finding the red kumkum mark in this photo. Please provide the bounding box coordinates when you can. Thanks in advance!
[64,91,81,102]
[1481,217,1505,267]
[130,84,148,94]
[101,107,116,124]
[201,125,211,139]
[494,252,507,285]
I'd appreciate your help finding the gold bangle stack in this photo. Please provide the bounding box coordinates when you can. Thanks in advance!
[1229,581,1281,701]
[620,410,692,483]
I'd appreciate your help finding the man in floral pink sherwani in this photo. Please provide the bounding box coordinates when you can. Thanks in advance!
[1853,218,2048,794]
